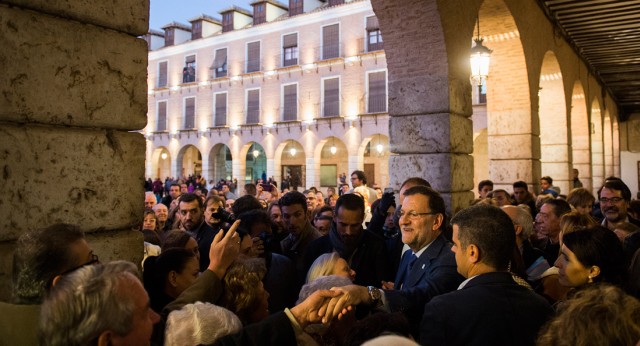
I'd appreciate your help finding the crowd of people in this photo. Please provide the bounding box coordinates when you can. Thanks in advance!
[3,170,640,345]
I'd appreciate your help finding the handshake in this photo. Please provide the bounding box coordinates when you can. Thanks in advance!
[290,285,372,328]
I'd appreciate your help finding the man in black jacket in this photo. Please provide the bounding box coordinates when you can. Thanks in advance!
[304,193,392,287]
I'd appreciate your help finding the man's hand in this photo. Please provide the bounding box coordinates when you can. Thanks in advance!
[378,192,396,215]
[381,281,395,290]
[207,220,241,278]
[319,285,370,323]
[290,290,341,329]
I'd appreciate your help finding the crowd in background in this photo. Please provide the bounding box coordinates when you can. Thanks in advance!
[3,169,640,345]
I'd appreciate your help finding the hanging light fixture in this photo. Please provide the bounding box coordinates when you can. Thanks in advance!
[253,149,260,158]
[376,143,383,154]
[161,152,168,160]
[470,16,492,86]
[289,140,296,157]
[330,137,337,155]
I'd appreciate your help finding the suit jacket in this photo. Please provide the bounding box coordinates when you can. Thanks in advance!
[385,234,463,337]
[187,221,222,272]
[420,272,553,346]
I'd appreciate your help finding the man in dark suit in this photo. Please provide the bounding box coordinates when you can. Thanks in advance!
[317,187,462,333]
[420,204,553,346]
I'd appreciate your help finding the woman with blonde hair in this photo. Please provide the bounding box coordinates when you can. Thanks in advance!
[221,257,270,325]
[306,252,355,283]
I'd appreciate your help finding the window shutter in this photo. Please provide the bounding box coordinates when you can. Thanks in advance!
[366,16,379,30]
[324,78,340,117]
[368,71,386,113]
[158,61,168,87]
[157,101,167,131]
[185,97,196,129]
[283,85,297,121]
[283,33,298,48]
[247,41,261,73]
[322,24,339,59]
[247,90,260,124]
[214,93,227,126]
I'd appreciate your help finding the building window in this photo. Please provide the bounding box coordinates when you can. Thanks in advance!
[282,84,298,121]
[183,55,196,83]
[322,24,340,60]
[157,61,168,88]
[366,16,383,52]
[246,41,261,73]
[222,12,234,32]
[165,28,174,46]
[289,0,303,16]
[213,48,227,78]
[328,0,344,6]
[283,33,298,67]
[157,101,167,132]
[323,77,340,117]
[192,21,202,39]
[184,97,196,129]
[246,89,260,124]
[214,93,227,127]
[254,3,266,25]
[367,71,387,113]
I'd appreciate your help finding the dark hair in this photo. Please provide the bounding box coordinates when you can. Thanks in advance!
[513,181,528,189]
[142,209,158,232]
[232,195,263,216]
[543,199,572,218]
[400,177,431,189]
[143,248,196,307]
[237,209,271,236]
[244,183,257,196]
[178,193,203,209]
[317,205,334,216]
[351,170,367,184]
[478,180,493,191]
[541,176,553,185]
[12,224,86,304]
[567,188,596,208]
[162,230,194,252]
[451,204,515,271]
[598,179,632,202]
[279,191,307,211]
[204,195,224,209]
[562,227,627,286]
[404,186,446,217]
[336,193,365,217]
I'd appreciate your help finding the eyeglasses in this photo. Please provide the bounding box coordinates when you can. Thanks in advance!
[599,197,624,204]
[48,254,100,288]
[398,210,438,219]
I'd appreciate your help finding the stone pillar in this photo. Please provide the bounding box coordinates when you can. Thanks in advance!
[0,1,149,300]
[305,156,318,190]
[372,0,476,213]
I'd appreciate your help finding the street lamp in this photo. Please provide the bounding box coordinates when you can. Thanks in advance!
[161,152,167,160]
[330,137,337,155]
[289,140,296,157]
[470,16,492,86]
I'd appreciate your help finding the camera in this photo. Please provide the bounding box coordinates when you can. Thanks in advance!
[212,207,236,224]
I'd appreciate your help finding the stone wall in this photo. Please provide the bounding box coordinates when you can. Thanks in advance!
[0,1,149,301]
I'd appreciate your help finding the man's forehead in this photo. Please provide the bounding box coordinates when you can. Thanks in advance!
[180,200,200,210]
[402,193,428,206]
[601,188,622,196]
[282,204,304,214]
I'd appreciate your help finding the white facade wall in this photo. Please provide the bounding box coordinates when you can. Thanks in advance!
[145,0,390,193]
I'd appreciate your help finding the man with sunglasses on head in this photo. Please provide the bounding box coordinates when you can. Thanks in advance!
[0,224,98,345]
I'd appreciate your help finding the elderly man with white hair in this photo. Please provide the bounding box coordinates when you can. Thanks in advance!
[501,205,549,281]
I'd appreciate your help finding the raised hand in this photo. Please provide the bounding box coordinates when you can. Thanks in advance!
[290,289,341,328]
[319,285,369,323]
[207,220,241,278]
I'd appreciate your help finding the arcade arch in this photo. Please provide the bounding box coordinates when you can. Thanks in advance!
[208,143,233,182]
[150,146,171,180]
[176,145,202,178]
[570,81,592,191]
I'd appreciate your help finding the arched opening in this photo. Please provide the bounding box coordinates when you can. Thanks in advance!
[207,143,233,182]
[277,139,306,191]
[317,136,349,192]
[479,0,536,191]
[358,134,390,188]
[538,51,570,194]
[590,99,604,194]
[151,146,171,180]
[176,145,202,178]
[243,142,267,184]
[570,81,591,191]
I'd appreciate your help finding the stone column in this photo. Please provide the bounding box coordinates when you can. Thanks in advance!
[0,1,149,299]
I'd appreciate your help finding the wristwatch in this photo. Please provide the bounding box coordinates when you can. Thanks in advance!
[367,286,382,304]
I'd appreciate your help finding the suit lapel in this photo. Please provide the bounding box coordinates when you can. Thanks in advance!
[404,235,446,288]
